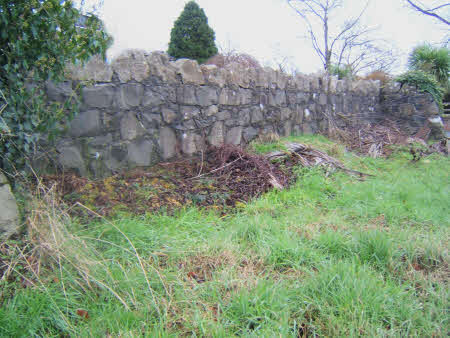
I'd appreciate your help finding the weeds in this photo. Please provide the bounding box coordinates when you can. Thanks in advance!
[1,134,448,336]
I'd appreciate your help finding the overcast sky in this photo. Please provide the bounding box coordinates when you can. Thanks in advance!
[96,0,448,74]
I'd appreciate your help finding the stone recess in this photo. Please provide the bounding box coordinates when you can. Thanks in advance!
[0,173,20,239]
[42,51,442,178]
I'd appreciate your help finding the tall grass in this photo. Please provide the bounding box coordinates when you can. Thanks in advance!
[1,135,448,336]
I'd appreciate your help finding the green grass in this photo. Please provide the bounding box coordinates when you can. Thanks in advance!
[1,134,448,337]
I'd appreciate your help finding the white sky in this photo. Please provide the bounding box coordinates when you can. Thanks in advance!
[96,0,449,74]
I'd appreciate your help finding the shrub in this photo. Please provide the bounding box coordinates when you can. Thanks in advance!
[0,1,111,173]
[167,1,218,64]
[395,70,444,108]
[329,64,353,79]
[408,44,450,92]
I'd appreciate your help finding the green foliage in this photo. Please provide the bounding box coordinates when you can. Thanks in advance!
[328,63,353,79]
[0,0,111,172]
[395,70,444,108]
[408,44,450,91]
[167,1,218,64]
[1,135,449,336]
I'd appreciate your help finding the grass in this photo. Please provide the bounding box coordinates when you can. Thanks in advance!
[1,134,449,337]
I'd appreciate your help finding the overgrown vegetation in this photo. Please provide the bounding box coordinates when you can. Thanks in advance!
[167,1,218,64]
[0,0,111,173]
[395,70,444,107]
[1,135,448,336]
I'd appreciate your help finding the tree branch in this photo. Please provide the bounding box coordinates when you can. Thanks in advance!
[406,0,450,25]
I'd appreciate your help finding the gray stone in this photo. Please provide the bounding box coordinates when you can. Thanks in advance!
[128,139,153,167]
[89,134,113,147]
[66,55,113,82]
[243,127,259,142]
[238,109,251,125]
[46,81,73,102]
[201,64,227,87]
[196,87,218,106]
[280,108,292,120]
[269,90,286,106]
[283,121,292,136]
[178,86,197,105]
[251,108,264,124]
[117,83,144,108]
[226,126,243,145]
[181,106,200,120]
[160,127,177,159]
[146,51,178,82]
[219,89,240,105]
[142,89,165,107]
[204,105,218,116]
[162,108,177,124]
[209,122,225,146]
[58,145,86,175]
[69,110,101,137]
[111,49,150,82]
[239,89,253,105]
[217,111,231,121]
[181,132,197,154]
[83,84,115,108]
[319,93,327,105]
[0,174,20,239]
[120,112,145,140]
[173,59,205,85]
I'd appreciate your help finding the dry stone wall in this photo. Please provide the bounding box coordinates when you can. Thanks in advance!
[41,50,442,177]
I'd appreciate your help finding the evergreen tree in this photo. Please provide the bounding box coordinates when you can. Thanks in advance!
[168,1,218,64]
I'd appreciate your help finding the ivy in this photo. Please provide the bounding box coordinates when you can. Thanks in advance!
[395,70,444,110]
[0,0,112,173]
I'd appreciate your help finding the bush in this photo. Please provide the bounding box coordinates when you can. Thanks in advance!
[0,1,111,173]
[329,64,353,79]
[167,1,218,64]
[408,44,450,92]
[395,70,444,109]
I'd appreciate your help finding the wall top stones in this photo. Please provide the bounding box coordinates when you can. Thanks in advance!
[66,49,381,96]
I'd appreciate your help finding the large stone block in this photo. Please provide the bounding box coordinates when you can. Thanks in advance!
[196,87,218,106]
[0,173,20,239]
[161,108,178,124]
[120,112,146,140]
[209,121,225,146]
[69,110,101,137]
[111,49,150,83]
[117,83,144,108]
[178,86,197,105]
[219,88,240,105]
[146,51,178,82]
[181,106,200,120]
[83,84,115,108]
[269,90,287,106]
[181,132,198,154]
[243,126,259,142]
[142,89,165,107]
[226,126,243,145]
[66,55,113,82]
[251,108,264,124]
[201,64,227,87]
[159,127,177,159]
[46,81,73,102]
[128,139,154,167]
[57,145,87,175]
[173,59,205,85]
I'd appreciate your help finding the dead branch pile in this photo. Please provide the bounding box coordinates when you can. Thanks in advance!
[332,121,407,157]
[198,144,289,195]
[265,143,372,178]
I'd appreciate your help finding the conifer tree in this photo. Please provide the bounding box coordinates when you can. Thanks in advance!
[168,1,218,64]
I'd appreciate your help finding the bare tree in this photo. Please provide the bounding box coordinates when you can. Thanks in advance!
[287,0,396,74]
[405,1,450,25]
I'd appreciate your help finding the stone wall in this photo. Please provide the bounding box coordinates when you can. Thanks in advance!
[40,50,442,177]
